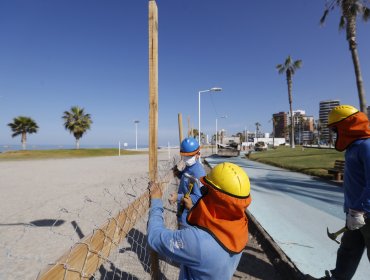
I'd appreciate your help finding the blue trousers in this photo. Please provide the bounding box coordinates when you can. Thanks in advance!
[331,218,370,280]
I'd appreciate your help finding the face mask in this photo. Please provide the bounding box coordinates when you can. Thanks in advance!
[183,155,197,166]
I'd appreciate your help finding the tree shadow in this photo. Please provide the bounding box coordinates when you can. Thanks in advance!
[71,220,85,239]
[0,219,65,227]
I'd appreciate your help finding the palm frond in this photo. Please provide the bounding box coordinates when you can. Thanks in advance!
[294,60,303,69]
[339,15,346,30]
[62,106,93,140]
[7,116,38,138]
[363,6,370,20]
[320,9,329,25]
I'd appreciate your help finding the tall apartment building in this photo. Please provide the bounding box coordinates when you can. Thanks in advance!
[319,100,340,143]
[289,110,315,144]
[272,112,287,138]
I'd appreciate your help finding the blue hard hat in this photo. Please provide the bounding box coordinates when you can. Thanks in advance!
[180,137,200,156]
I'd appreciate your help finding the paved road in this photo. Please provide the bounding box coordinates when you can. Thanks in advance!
[205,155,368,280]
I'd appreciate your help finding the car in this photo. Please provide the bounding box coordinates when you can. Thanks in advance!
[254,141,267,151]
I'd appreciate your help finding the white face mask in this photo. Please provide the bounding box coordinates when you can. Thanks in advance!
[183,155,197,166]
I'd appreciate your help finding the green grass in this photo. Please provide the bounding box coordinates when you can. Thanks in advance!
[0,149,146,161]
[248,146,344,179]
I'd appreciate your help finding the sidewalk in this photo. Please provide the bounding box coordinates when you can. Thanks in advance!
[205,155,368,280]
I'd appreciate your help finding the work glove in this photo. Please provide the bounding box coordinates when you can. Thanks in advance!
[172,165,182,179]
[346,209,366,230]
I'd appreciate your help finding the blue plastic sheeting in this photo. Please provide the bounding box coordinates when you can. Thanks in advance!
[205,155,369,279]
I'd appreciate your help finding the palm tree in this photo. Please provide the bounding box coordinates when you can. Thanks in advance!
[8,116,39,150]
[276,56,302,148]
[271,117,278,148]
[62,106,92,149]
[321,0,369,113]
[255,122,261,142]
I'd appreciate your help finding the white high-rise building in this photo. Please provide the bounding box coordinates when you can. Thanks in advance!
[319,100,340,143]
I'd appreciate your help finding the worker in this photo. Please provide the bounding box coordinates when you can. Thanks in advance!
[148,162,252,280]
[169,137,205,228]
[314,105,370,280]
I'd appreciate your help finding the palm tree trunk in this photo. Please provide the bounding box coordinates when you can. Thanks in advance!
[22,132,27,150]
[348,38,367,113]
[287,73,295,148]
[343,2,367,112]
[272,122,275,148]
[76,139,80,149]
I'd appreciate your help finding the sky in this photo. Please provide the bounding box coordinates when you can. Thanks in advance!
[1,0,370,148]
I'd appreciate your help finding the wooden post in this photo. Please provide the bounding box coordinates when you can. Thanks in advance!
[148,1,160,279]
[178,113,183,145]
[187,116,191,137]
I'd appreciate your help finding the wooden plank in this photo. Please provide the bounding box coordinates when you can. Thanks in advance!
[178,113,183,145]
[148,1,160,279]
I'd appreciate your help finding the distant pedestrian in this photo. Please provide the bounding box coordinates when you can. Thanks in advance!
[311,105,370,280]
[148,162,252,280]
[169,137,205,228]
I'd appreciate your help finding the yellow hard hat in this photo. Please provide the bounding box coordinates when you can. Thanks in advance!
[328,105,359,126]
[202,162,250,197]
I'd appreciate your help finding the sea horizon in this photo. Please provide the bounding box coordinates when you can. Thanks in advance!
[0,143,180,152]
[0,144,148,152]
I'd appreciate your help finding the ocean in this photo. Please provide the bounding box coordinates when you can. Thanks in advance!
[0,144,150,152]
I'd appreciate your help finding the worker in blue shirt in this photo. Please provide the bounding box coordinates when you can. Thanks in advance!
[314,105,370,280]
[148,162,252,280]
[169,137,206,228]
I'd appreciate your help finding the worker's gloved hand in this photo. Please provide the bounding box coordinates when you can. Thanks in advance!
[172,165,182,179]
[168,193,178,205]
[346,209,366,230]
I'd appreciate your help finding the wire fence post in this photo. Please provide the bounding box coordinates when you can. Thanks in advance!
[149,1,160,279]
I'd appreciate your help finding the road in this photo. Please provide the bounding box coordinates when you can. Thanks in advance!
[205,155,368,280]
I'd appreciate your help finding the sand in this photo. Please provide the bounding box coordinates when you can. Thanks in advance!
[0,151,178,280]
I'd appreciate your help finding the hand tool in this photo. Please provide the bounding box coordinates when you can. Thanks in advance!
[177,173,200,217]
[327,226,347,244]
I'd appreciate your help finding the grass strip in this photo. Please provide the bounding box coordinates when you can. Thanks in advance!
[248,146,344,179]
[0,149,146,161]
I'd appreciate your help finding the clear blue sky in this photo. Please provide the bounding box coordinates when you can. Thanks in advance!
[1,0,369,147]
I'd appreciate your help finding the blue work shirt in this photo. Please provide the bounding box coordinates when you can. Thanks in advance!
[344,138,370,216]
[147,199,242,280]
[177,161,206,228]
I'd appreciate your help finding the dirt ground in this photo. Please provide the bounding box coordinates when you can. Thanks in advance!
[234,234,283,280]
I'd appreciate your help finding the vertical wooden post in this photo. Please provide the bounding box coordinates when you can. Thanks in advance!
[149,1,160,279]
[178,113,183,145]
[187,116,191,137]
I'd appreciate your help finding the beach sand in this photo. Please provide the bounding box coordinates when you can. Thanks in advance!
[0,151,178,280]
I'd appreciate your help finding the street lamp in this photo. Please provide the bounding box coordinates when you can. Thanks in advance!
[215,115,227,155]
[134,120,140,150]
[198,87,222,144]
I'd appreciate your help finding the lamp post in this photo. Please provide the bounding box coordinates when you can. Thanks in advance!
[134,120,140,150]
[198,87,222,144]
[215,115,227,155]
